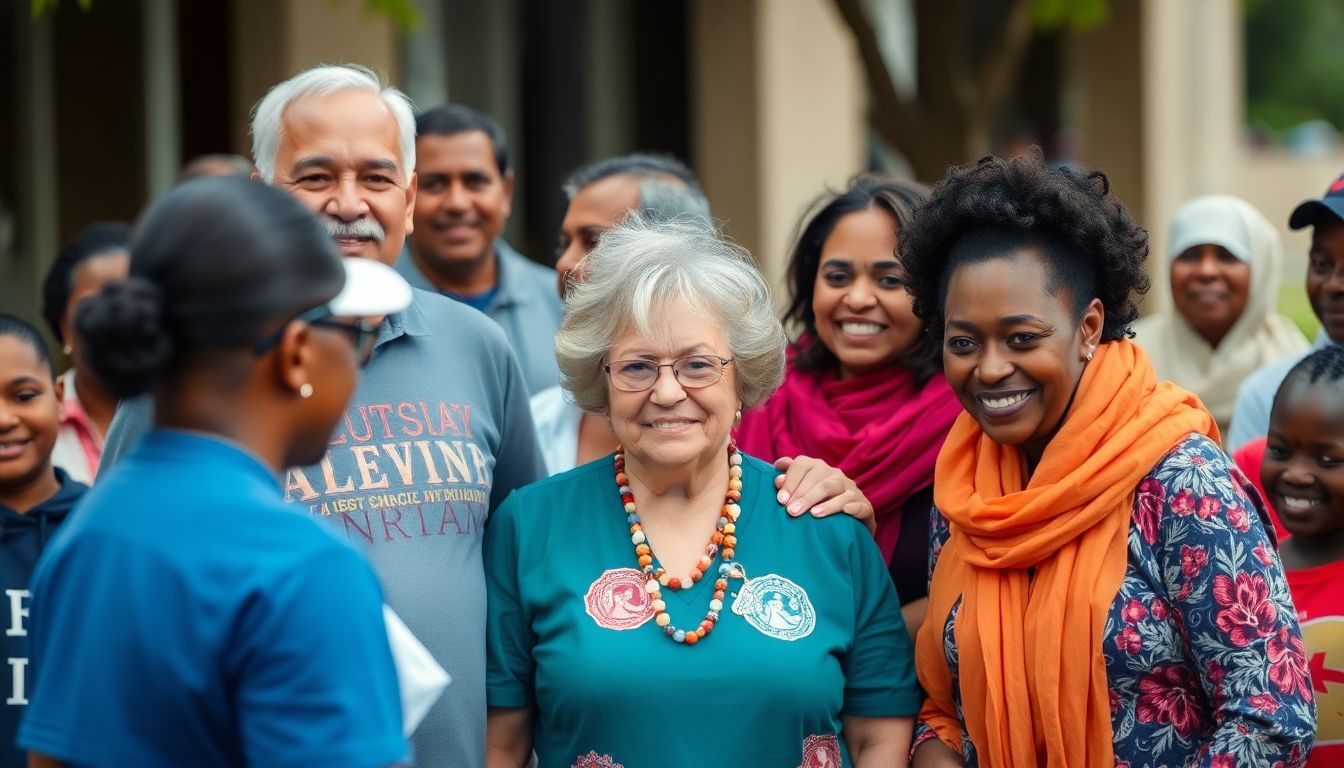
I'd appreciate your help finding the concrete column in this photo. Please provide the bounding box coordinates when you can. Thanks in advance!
[4,7,59,322]
[1140,0,1241,281]
[588,0,636,159]
[1068,0,1242,314]
[691,0,866,297]
[143,0,181,197]
[403,0,449,110]
[231,0,399,156]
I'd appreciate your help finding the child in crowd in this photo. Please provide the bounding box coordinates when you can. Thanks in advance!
[1237,344,1344,765]
[0,314,87,767]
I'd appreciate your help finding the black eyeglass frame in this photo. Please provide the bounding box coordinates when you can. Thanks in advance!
[602,354,735,392]
[252,304,383,367]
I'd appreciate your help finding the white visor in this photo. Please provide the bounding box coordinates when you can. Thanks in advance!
[329,258,414,317]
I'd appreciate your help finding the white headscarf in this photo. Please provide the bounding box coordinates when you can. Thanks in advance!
[1135,195,1309,437]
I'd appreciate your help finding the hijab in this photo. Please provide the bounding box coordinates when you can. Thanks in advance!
[1135,195,1307,435]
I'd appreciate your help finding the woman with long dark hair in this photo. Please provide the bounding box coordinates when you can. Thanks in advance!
[738,175,961,635]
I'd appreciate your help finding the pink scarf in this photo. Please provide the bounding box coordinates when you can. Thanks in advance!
[737,361,962,560]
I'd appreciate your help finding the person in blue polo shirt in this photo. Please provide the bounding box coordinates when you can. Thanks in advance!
[18,177,412,768]
[485,216,919,767]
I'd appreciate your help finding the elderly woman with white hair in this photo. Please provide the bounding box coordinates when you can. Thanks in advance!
[484,216,920,767]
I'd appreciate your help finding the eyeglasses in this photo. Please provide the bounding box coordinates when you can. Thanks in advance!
[252,305,383,368]
[603,355,734,392]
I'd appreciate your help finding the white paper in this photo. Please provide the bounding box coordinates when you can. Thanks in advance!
[383,604,451,737]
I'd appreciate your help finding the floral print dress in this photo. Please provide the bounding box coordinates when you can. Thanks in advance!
[914,434,1317,767]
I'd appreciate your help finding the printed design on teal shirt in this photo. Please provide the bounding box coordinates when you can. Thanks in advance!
[584,568,654,631]
[799,734,841,767]
[732,573,816,641]
[572,750,623,768]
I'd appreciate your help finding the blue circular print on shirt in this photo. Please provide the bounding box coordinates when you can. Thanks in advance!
[732,573,816,641]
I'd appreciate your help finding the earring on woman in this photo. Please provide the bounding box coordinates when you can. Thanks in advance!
[1084,348,1095,362]
[735,409,742,421]
[299,382,314,399]
[63,345,72,355]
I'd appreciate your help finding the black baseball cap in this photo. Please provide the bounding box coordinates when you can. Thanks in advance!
[1289,172,1344,230]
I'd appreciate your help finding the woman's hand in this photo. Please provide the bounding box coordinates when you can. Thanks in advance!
[773,455,875,533]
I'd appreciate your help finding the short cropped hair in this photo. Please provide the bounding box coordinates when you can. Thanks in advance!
[415,104,510,175]
[0,313,55,380]
[251,64,416,184]
[562,153,708,221]
[555,214,786,413]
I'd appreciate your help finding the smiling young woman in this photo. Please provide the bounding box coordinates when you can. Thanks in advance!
[899,152,1315,768]
[737,175,962,637]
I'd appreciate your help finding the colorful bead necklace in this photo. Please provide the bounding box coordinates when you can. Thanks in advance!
[615,443,744,646]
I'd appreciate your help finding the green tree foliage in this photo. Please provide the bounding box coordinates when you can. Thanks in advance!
[1244,0,1344,132]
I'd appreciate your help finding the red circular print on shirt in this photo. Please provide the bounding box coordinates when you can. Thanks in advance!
[584,568,654,630]
[572,751,624,768]
[799,734,841,768]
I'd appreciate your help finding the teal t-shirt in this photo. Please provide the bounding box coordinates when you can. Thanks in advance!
[485,453,921,767]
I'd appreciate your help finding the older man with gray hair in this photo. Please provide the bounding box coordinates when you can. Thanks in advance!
[99,63,547,768]
[554,152,710,300]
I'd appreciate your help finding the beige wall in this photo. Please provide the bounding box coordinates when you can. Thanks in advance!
[231,0,399,155]
[692,0,867,300]
[1131,0,1339,317]
[1067,0,1145,228]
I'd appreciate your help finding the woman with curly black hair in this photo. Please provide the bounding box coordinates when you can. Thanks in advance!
[737,174,961,637]
[903,152,1315,767]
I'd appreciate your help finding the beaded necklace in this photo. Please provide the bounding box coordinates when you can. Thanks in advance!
[615,443,744,645]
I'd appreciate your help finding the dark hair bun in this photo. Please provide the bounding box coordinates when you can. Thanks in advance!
[75,277,174,398]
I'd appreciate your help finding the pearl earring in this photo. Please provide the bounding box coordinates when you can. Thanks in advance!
[734,409,742,421]
[1085,350,1094,362]
[299,383,314,399]
[62,345,72,355]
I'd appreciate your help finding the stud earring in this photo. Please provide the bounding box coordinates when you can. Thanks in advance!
[299,383,314,399]
[62,345,72,355]
[1084,350,1094,362]
[734,409,742,421]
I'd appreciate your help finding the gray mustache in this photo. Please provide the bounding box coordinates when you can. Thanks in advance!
[323,216,385,243]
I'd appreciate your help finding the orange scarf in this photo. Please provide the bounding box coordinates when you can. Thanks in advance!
[916,339,1217,767]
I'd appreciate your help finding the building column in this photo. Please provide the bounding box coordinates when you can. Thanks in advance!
[143,0,181,196]
[691,0,866,294]
[3,6,59,322]
[231,0,399,156]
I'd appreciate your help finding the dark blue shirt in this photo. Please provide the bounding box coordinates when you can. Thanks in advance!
[18,431,405,767]
[1,468,85,768]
